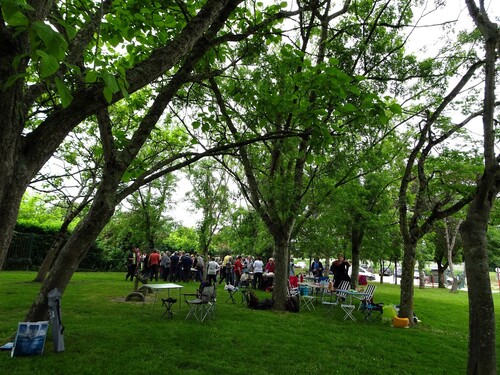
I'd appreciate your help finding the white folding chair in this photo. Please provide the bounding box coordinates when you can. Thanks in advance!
[299,286,316,311]
[341,303,356,321]
[322,298,339,316]
[335,280,355,321]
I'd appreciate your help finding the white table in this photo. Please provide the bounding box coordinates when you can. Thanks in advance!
[146,283,183,310]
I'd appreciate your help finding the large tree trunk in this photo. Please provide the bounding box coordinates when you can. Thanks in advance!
[436,263,446,288]
[417,261,426,289]
[33,230,68,282]
[445,218,461,293]
[272,232,291,311]
[0,10,30,270]
[399,241,417,323]
[0,183,27,269]
[461,191,496,374]
[26,189,118,321]
[462,2,499,372]
[0,0,241,270]
[350,226,364,289]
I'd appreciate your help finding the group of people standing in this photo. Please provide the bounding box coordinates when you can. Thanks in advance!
[126,247,353,289]
[125,246,205,283]
[215,254,269,289]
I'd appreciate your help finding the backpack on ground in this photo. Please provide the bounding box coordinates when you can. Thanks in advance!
[248,291,274,310]
[286,296,300,313]
[249,291,260,309]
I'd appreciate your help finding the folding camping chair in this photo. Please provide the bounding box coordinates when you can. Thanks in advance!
[185,285,216,322]
[335,280,355,321]
[224,284,240,304]
[360,300,384,322]
[322,297,339,316]
[161,297,177,319]
[241,289,252,308]
[299,285,316,311]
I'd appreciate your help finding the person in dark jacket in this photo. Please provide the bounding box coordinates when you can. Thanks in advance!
[169,252,180,282]
[181,252,193,282]
[330,253,351,288]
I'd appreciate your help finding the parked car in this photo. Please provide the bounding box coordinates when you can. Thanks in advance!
[430,269,454,285]
[360,266,376,281]
[360,264,375,273]
[395,268,425,279]
[350,266,376,281]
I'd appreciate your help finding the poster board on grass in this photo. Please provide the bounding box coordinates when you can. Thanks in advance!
[11,321,49,357]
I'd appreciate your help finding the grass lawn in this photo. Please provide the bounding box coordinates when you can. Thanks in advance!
[0,271,499,374]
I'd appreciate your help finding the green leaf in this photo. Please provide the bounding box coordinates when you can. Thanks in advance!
[117,77,129,99]
[3,72,27,88]
[85,70,98,84]
[343,103,357,112]
[389,102,402,114]
[36,49,59,78]
[164,15,177,28]
[102,71,120,94]
[31,21,68,60]
[12,52,28,69]
[1,0,30,26]
[103,86,113,103]
[54,77,73,108]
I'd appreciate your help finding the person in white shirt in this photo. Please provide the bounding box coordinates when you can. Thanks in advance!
[252,256,264,289]
[207,256,220,286]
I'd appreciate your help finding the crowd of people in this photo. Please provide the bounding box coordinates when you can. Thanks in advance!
[125,247,277,290]
[125,247,353,290]
[125,246,206,283]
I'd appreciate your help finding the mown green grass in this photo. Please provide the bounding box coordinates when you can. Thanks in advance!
[0,271,499,374]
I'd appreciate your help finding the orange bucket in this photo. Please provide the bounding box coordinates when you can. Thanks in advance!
[392,316,410,328]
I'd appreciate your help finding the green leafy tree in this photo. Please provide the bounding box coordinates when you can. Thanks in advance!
[32,121,102,281]
[0,0,249,270]
[125,175,177,250]
[98,175,177,253]
[186,159,231,273]
[460,1,499,372]
[214,207,273,257]
[205,0,409,310]
[431,217,463,288]
[17,193,66,229]
[21,0,298,321]
[164,226,199,253]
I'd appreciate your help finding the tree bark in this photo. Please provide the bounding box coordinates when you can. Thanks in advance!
[273,231,291,311]
[350,225,364,289]
[0,182,27,269]
[462,1,499,372]
[26,187,118,321]
[445,218,461,293]
[399,241,417,321]
[33,228,68,283]
[0,0,239,270]
[461,188,497,374]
